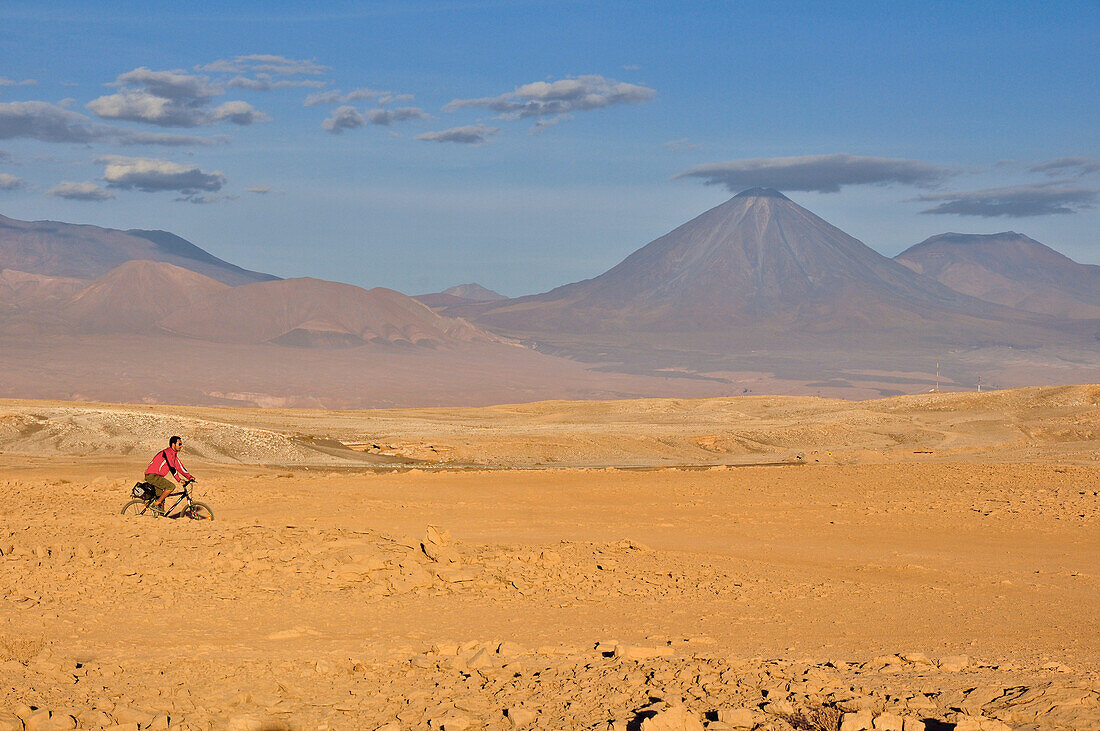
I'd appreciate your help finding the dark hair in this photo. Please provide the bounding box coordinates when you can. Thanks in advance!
[169,435,182,448]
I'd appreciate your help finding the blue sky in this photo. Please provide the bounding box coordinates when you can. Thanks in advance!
[1,1,1097,295]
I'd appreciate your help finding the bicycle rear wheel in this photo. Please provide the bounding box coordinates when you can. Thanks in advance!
[183,501,214,521]
[121,499,154,516]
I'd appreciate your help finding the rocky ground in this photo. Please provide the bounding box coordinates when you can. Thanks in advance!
[1,390,1097,729]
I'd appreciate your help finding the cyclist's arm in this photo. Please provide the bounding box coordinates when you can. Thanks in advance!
[166,451,194,482]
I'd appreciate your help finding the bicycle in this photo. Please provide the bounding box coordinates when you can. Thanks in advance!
[121,478,214,520]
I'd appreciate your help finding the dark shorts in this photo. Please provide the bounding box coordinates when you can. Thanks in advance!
[144,474,176,499]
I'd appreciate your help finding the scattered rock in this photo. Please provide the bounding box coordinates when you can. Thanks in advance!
[840,709,874,731]
[226,714,263,731]
[497,641,525,657]
[465,647,491,670]
[638,704,705,731]
[110,707,155,727]
[505,706,538,728]
[900,651,932,665]
[23,710,75,731]
[716,707,760,728]
[422,526,461,564]
[872,713,904,730]
[938,655,970,672]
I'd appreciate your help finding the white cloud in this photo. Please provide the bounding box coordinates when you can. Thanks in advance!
[175,192,236,204]
[321,106,364,134]
[664,138,701,152]
[305,87,403,106]
[118,131,227,147]
[416,124,499,145]
[529,114,571,135]
[210,101,271,125]
[304,90,343,106]
[365,107,428,126]
[1029,157,1100,177]
[198,55,328,76]
[675,154,952,193]
[239,55,328,76]
[344,87,388,102]
[0,101,217,145]
[98,155,226,195]
[0,77,37,87]
[87,89,202,127]
[0,173,24,190]
[88,67,266,128]
[111,67,218,101]
[46,181,114,201]
[444,75,655,122]
[917,182,1099,217]
[227,76,327,91]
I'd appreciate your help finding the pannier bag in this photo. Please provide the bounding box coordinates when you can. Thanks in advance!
[132,482,156,500]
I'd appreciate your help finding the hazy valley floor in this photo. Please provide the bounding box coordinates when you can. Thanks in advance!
[1,389,1098,729]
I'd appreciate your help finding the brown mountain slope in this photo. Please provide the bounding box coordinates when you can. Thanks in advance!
[166,277,499,347]
[0,269,86,313]
[0,212,276,285]
[413,292,476,309]
[466,189,1062,344]
[896,232,1100,319]
[62,260,229,333]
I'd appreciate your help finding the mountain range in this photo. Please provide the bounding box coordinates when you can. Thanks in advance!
[0,194,1097,406]
[0,213,275,286]
[457,189,1063,340]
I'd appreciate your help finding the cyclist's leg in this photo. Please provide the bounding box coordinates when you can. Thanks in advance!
[145,474,176,508]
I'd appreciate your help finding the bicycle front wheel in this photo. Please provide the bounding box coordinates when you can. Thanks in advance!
[183,502,214,521]
[121,500,154,516]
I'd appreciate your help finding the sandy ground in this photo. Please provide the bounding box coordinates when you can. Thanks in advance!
[1,387,1098,730]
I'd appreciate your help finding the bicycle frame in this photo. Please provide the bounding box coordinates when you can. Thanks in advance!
[156,479,195,515]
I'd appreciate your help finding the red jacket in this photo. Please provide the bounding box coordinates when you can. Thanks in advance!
[145,447,193,482]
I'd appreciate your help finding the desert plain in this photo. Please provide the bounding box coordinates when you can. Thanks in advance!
[0,384,1097,731]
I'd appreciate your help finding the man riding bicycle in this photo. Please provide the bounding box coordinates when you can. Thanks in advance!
[145,436,194,512]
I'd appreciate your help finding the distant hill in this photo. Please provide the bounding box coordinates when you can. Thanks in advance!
[0,268,85,314]
[0,212,277,285]
[464,188,1060,343]
[896,232,1100,319]
[414,292,474,309]
[415,282,506,310]
[62,260,229,332]
[442,283,506,301]
[164,277,500,347]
